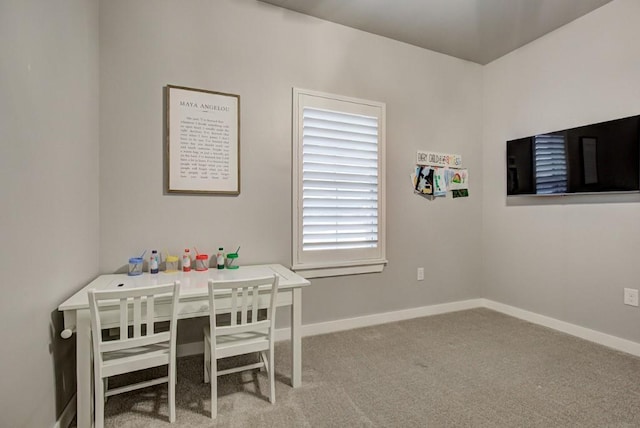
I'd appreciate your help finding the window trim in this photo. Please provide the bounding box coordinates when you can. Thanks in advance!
[292,88,387,278]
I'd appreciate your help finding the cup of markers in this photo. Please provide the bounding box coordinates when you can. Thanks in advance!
[225,253,239,269]
[165,255,179,272]
[128,257,143,276]
[225,247,240,269]
[195,254,209,271]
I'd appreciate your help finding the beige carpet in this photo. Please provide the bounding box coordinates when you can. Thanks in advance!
[80,308,640,427]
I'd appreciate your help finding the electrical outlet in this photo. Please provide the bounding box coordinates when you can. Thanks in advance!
[624,288,639,307]
[417,267,424,281]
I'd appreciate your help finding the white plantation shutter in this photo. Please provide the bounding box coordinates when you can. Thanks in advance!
[293,89,386,278]
[302,107,379,251]
[534,133,568,194]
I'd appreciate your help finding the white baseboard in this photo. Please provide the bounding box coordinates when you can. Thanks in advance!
[53,393,76,428]
[299,298,483,338]
[481,299,640,358]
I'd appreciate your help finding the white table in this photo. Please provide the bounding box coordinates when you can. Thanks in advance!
[59,264,310,428]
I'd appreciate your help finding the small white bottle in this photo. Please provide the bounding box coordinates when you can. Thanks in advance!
[216,247,225,269]
[182,248,191,272]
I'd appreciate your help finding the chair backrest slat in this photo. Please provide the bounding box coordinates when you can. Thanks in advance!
[133,296,141,337]
[230,288,238,326]
[251,285,259,323]
[119,299,127,338]
[147,294,155,334]
[240,287,249,324]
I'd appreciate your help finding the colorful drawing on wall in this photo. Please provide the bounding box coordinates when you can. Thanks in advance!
[413,164,470,201]
[447,168,469,190]
[415,166,434,195]
[433,167,447,196]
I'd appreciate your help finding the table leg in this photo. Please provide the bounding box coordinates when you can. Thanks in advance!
[291,288,302,387]
[76,309,93,428]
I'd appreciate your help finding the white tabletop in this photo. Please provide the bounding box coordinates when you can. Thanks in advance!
[59,264,310,312]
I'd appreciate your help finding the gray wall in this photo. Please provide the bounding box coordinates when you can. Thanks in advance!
[99,0,484,342]
[482,0,640,342]
[0,0,99,426]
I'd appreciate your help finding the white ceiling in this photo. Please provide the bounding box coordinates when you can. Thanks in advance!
[259,0,613,65]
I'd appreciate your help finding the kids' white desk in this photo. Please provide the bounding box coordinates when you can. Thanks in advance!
[59,264,310,428]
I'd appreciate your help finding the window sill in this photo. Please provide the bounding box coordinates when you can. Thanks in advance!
[292,260,387,279]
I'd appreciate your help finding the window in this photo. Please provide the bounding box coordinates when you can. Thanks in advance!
[292,88,386,278]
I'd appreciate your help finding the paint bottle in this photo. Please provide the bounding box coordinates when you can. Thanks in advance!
[150,250,159,274]
[182,248,192,272]
[216,248,225,269]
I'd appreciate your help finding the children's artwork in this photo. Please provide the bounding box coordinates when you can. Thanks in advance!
[412,159,469,200]
[415,166,434,195]
[452,189,469,198]
[433,167,447,196]
[447,168,469,190]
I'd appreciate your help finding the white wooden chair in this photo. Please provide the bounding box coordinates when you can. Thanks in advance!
[88,281,180,428]
[203,274,279,418]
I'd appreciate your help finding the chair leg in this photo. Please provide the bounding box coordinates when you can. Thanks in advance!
[210,355,217,419]
[268,347,275,404]
[168,360,176,423]
[94,377,105,428]
[204,335,210,383]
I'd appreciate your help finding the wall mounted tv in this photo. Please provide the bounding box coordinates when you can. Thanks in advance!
[506,115,640,196]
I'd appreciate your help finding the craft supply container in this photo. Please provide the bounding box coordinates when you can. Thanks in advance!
[128,257,144,276]
[195,254,209,271]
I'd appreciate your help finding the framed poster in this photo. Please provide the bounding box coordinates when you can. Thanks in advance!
[166,85,240,194]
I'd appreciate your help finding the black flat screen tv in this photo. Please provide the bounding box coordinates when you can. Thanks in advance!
[506,115,640,196]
